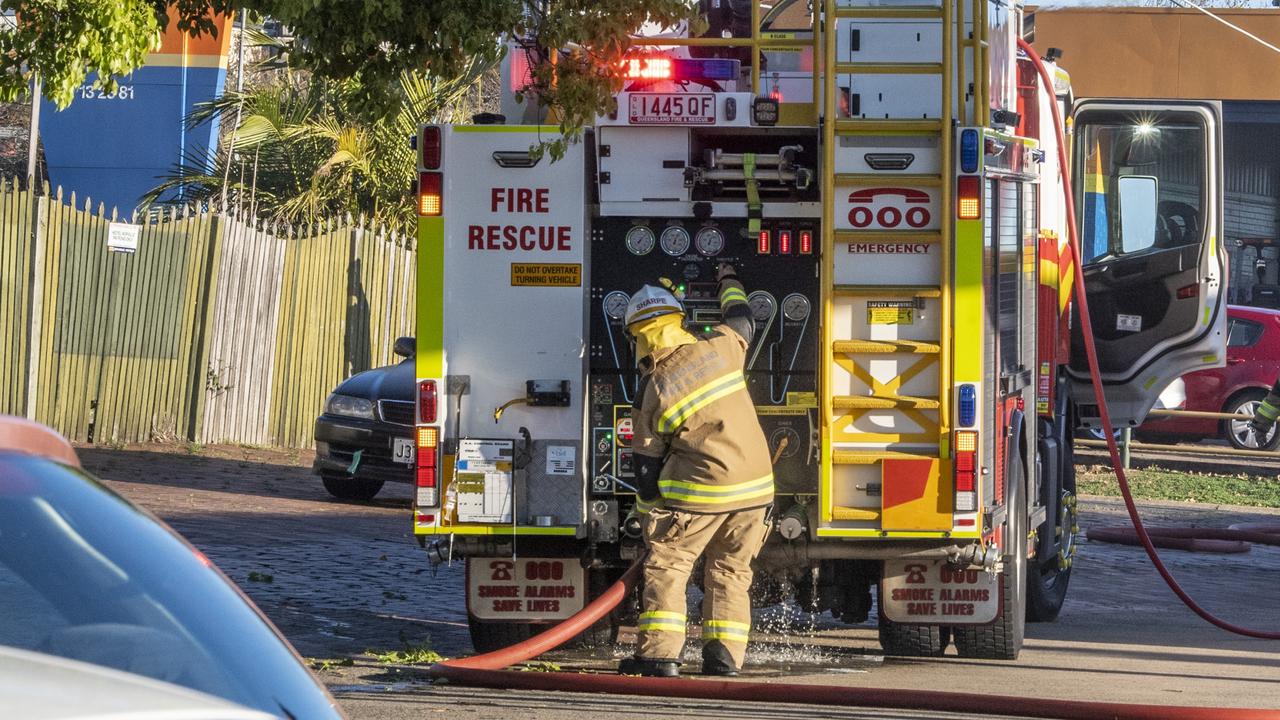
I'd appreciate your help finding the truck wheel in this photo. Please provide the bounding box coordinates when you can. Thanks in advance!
[954,450,1027,660]
[1026,434,1077,623]
[565,568,621,648]
[467,617,535,653]
[878,617,950,657]
[320,472,385,501]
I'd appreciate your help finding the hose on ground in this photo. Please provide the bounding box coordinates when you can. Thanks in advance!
[1018,35,1280,640]
[1087,524,1280,554]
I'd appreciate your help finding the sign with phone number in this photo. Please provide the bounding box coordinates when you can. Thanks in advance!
[467,557,585,620]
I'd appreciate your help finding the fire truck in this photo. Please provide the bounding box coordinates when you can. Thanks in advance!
[410,0,1225,660]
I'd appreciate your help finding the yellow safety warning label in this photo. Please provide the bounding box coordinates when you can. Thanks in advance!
[511,263,582,287]
[867,300,915,325]
[786,392,817,408]
[756,405,809,416]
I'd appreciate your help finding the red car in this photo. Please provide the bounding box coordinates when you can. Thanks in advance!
[1140,305,1280,451]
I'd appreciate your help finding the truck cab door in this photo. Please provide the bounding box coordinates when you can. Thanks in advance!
[1066,100,1227,428]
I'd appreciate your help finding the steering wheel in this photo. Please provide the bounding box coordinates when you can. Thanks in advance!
[1156,201,1200,247]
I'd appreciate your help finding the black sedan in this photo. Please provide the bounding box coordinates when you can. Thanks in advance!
[0,417,342,719]
[313,337,416,500]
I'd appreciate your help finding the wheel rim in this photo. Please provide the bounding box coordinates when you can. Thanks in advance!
[1229,400,1277,449]
[1054,490,1079,572]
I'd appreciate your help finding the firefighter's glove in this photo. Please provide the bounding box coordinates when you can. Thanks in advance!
[716,263,738,283]
[657,277,686,301]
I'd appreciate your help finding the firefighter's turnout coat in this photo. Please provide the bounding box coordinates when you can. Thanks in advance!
[632,276,774,514]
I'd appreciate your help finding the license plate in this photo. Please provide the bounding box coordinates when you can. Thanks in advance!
[392,437,415,465]
[880,559,1000,624]
[628,93,716,125]
[467,558,585,621]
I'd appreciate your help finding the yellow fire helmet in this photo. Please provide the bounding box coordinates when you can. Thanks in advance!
[624,284,684,327]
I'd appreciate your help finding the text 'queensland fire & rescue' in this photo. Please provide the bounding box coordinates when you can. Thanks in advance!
[467,187,573,251]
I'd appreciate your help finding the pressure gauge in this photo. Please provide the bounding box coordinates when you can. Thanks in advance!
[625,226,656,255]
[659,226,691,256]
[747,291,776,322]
[782,293,811,321]
[694,227,725,256]
[603,291,630,320]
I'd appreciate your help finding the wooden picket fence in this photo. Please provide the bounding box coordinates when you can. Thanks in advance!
[0,179,415,447]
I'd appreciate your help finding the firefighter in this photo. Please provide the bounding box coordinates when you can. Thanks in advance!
[1248,377,1280,440]
[617,263,773,678]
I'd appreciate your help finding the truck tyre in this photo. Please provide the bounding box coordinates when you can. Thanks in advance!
[320,472,385,501]
[878,617,950,657]
[1027,428,1076,622]
[954,445,1027,660]
[565,568,621,648]
[467,617,535,653]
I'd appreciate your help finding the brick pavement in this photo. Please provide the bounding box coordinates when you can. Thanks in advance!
[82,443,1280,669]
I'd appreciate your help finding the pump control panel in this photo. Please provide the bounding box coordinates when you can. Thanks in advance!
[588,216,819,497]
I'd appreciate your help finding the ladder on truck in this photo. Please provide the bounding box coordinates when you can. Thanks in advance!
[817,0,987,537]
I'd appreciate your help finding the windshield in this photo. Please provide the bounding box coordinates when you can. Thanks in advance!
[1076,113,1207,264]
[0,454,339,719]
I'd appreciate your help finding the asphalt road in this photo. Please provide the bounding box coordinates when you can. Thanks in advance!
[83,444,1280,720]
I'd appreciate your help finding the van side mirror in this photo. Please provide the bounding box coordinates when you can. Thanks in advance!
[393,336,416,358]
[1117,175,1159,254]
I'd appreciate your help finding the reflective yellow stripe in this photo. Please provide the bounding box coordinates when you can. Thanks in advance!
[638,610,687,632]
[720,287,748,305]
[1258,402,1279,421]
[657,370,747,433]
[634,497,659,514]
[659,474,774,505]
[702,619,751,641]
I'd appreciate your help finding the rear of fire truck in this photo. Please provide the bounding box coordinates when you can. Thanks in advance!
[413,0,1227,660]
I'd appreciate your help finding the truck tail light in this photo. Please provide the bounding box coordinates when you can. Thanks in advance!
[757,229,771,254]
[957,176,981,220]
[778,229,792,254]
[416,426,439,507]
[418,380,437,423]
[418,172,442,216]
[799,230,813,254]
[954,430,978,513]
[421,127,441,169]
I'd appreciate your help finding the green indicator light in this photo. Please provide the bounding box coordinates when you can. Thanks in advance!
[704,325,712,332]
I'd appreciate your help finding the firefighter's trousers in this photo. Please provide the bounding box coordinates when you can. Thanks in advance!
[637,505,770,668]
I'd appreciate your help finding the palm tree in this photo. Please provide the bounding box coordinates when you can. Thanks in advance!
[145,35,492,232]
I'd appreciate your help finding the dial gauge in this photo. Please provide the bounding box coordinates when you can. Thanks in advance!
[625,226,656,255]
[694,227,725,256]
[782,293,811,321]
[747,291,776,322]
[603,291,630,320]
[659,226,691,256]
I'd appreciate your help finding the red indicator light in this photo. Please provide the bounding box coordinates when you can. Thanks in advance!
[778,230,792,254]
[418,380,438,423]
[622,56,673,80]
[957,176,981,220]
[416,465,436,488]
[420,127,441,169]
[757,229,771,254]
[799,230,813,254]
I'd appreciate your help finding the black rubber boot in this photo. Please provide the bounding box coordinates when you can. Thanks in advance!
[618,656,680,677]
[701,640,740,676]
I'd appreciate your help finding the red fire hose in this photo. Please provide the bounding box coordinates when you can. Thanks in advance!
[424,38,1280,720]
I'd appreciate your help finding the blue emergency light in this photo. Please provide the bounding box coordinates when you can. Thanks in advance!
[958,383,977,427]
[959,129,980,174]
